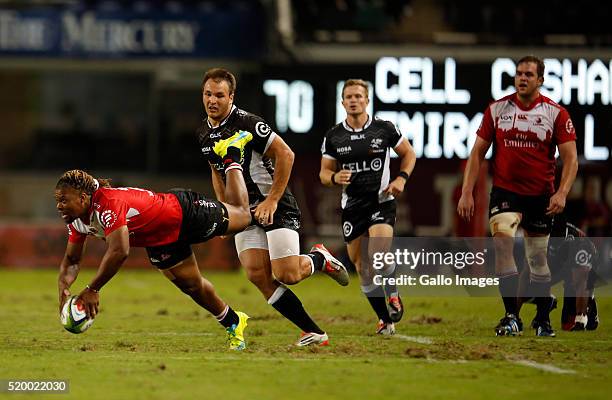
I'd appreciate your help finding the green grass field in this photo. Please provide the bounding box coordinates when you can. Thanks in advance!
[1,268,611,399]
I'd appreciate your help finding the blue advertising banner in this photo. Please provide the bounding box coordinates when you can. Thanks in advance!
[0,7,264,58]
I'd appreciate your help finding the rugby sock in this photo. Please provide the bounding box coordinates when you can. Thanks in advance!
[362,284,392,323]
[381,264,398,298]
[532,281,552,322]
[216,305,240,328]
[223,147,243,172]
[302,255,315,276]
[498,273,519,316]
[268,286,325,335]
[306,252,325,271]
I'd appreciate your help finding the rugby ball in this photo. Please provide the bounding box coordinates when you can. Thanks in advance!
[60,295,94,334]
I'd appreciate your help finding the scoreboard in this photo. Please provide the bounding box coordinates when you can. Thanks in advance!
[262,57,611,161]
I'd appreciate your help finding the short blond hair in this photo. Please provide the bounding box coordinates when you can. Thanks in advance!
[342,79,369,99]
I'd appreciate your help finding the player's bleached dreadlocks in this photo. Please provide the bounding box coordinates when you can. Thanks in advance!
[56,169,112,194]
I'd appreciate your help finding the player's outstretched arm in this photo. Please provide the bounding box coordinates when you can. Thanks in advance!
[78,226,130,318]
[58,240,85,313]
[457,136,491,221]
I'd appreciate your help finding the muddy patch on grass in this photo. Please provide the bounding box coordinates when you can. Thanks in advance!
[404,340,502,361]
[409,314,442,324]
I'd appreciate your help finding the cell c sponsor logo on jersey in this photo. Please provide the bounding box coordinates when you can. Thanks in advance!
[255,121,271,137]
[566,119,574,134]
[343,221,353,237]
[371,158,382,171]
[100,210,118,229]
[342,158,382,172]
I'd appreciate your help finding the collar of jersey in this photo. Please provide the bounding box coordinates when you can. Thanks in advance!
[207,105,237,129]
[342,114,372,132]
[511,92,543,111]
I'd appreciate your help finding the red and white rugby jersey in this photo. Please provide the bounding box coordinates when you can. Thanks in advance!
[67,187,183,247]
[477,93,576,196]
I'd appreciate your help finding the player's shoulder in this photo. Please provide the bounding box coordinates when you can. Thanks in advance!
[92,187,129,205]
[539,94,567,112]
[233,107,266,125]
[232,107,274,136]
[491,93,516,107]
[325,122,345,137]
[371,116,397,131]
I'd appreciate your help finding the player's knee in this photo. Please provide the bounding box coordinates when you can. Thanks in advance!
[274,271,300,285]
[525,235,551,282]
[176,276,209,296]
[272,268,300,285]
[228,205,251,231]
[245,268,272,291]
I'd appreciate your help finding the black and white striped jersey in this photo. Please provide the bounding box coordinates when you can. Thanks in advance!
[197,105,299,216]
[321,116,403,209]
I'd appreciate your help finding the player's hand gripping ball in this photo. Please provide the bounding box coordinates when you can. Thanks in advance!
[60,295,94,334]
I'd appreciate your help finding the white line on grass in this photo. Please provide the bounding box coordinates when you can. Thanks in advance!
[511,359,576,374]
[393,334,433,344]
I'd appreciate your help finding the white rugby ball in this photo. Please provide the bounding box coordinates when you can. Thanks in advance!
[60,295,94,334]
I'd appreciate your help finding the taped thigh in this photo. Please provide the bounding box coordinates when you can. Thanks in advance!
[524,235,551,282]
[266,228,300,260]
[489,212,521,236]
[235,225,268,254]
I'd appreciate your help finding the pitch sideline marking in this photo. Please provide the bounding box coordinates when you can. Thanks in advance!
[393,334,433,344]
[511,359,576,374]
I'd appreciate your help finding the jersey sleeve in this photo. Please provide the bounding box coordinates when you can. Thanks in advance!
[242,114,277,154]
[67,223,87,244]
[321,130,337,160]
[384,121,403,149]
[476,105,495,142]
[553,107,577,144]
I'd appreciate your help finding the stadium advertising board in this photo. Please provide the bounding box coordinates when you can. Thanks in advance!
[0,7,263,58]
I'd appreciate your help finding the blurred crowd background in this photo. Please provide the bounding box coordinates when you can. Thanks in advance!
[0,0,610,268]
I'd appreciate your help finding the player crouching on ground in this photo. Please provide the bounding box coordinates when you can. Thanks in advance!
[517,213,599,331]
[55,138,252,350]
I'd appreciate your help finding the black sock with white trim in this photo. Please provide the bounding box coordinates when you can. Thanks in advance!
[216,305,240,328]
[268,285,325,334]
